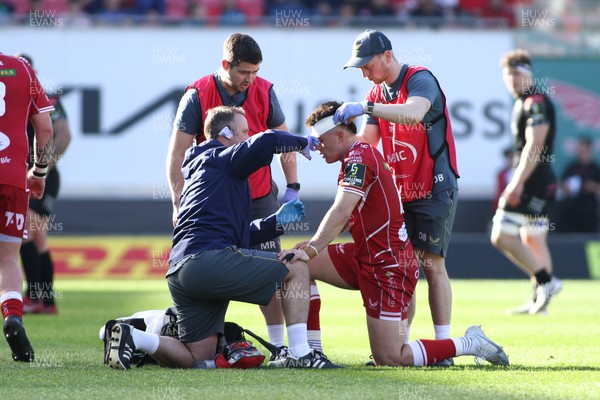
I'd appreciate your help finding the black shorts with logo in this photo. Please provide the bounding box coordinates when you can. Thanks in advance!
[403,188,458,257]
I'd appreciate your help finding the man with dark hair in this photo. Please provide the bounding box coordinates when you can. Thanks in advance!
[0,52,54,362]
[557,136,600,232]
[491,49,561,315]
[14,53,71,315]
[166,33,310,351]
[333,30,459,364]
[276,101,508,367]
[108,106,341,370]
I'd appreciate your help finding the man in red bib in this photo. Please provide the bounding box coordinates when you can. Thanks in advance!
[0,53,54,362]
[334,30,460,365]
[166,33,308,352]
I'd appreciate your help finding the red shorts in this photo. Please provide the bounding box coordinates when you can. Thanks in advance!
[328,242,419,321]
[0,184,29,240]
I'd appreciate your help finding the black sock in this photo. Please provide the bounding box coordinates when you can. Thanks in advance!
[534,269,552,285]
[40,251,55,306]
[19,241,41,301]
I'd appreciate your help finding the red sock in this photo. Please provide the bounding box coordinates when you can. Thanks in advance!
[307,292,321,331]
[411,339,456,366]
[307,285,322,351]
[2,298,24,319]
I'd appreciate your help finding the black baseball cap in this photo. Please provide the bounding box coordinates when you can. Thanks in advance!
[343,29,392,69]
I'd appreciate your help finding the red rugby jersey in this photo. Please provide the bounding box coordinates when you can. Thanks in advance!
[0,54,54,189]
[338,141,409,264]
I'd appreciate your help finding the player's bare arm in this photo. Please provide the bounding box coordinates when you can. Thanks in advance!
[28,112,53,199]
[280,189,360,263]
[48,118,71,169]
[30,112,53,158]
[166,129,195,224]
[504,123,550,207]
[371,96,431,125]
[358,123,381,147]
[306,189,361,254]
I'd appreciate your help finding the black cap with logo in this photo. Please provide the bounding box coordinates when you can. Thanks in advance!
[343,29,392,69]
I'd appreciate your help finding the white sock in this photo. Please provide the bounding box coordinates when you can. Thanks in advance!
[404,326,411,344]
[434,324,451,340]
[193,360,216,369]
[407,340,426,366]
[307,330,322,352]
[451,336,477,356]
[310,284,320,298]
[130,327,160,355]
[287,323,310,358]
[266,324,286,348]
[0,291,22,302]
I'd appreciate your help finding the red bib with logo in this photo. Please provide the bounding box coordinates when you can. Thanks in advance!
[188,75,273,200]
[367,66,458,202]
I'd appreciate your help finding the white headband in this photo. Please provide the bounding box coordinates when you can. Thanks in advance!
[311,115,340,137]
[513,64,532,76]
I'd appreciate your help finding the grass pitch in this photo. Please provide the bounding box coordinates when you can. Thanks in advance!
[0,266,599,399]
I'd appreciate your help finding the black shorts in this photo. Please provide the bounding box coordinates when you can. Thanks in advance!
[166,247,289,343]
[250,182,280,252]
[501,185,556,216]
[29,167,60,216]
[403,188,458,257]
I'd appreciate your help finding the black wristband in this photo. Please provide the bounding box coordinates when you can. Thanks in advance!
[286,183,300,190]
[33,161,48,178]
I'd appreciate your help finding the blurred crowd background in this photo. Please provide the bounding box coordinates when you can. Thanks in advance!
[0,0,598,32]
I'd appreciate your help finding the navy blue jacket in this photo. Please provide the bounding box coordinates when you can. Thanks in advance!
[168,130,308,271]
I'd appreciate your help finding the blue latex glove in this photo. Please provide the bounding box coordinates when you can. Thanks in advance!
[300,135,319,160]
[280,187,300,205]
[275,198,306,225]
[333,102,366,124]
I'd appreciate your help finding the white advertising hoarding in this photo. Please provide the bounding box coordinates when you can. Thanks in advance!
[5,27,513,199]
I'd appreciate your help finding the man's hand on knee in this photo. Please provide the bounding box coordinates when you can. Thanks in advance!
[279,249,309,265]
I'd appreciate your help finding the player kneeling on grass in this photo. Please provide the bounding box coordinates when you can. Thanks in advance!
[277,102,509,367]
[106,105,341,370]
